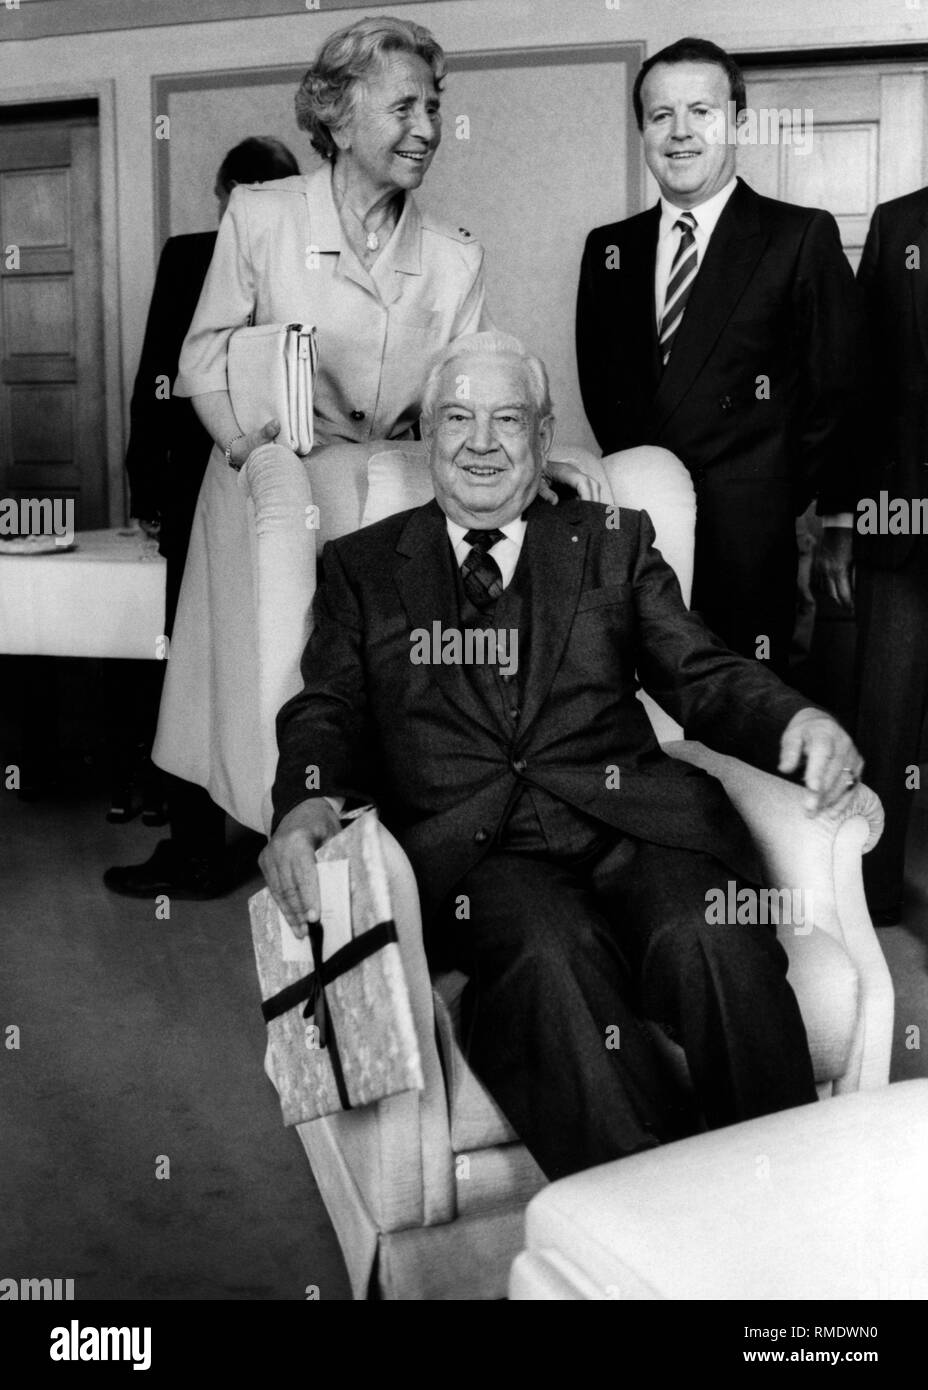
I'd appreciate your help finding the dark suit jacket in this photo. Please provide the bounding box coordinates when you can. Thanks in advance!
[855,187,928,571]
[576,180,861,654]
[577,178,859,510]
[124,231,217,554]
[272,495,810,922]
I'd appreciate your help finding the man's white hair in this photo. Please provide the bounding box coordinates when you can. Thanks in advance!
[420,331,553,423]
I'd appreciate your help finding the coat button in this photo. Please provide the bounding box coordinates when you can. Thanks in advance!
[474,828,489,844]
[512,758,527,773]
[350,410,366,421]
[509,707,520,721]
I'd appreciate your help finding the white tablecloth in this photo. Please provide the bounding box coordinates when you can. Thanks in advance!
[0,529,166,659]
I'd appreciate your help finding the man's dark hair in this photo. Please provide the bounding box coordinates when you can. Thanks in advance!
[632,37,747,131]
[216,136,300,191]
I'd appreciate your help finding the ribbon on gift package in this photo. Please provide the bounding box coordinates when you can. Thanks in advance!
[260,917,399,1111]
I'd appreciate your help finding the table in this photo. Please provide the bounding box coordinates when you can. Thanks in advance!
[0,528,166,659]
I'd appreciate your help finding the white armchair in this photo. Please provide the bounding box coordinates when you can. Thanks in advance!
[238,438,892,1299]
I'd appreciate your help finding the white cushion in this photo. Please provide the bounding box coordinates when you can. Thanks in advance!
[512,1081,928,1300]
[361,446,432,528]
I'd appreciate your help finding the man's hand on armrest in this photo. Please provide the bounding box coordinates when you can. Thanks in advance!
[259,798,342,939]
[777,708,864,817]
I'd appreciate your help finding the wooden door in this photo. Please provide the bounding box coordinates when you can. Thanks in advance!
[0,110,106,529]
[737,64,928,268]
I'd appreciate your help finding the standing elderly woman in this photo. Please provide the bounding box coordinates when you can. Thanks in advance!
[109,14,591,898]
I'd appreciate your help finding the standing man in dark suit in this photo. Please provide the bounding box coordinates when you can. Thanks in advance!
[260,332,861,1179]
[817,188,928,926]
[576,36,859,676]
[105,137,299,895]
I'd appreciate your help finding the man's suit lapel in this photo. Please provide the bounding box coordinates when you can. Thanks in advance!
[515,496,591,738]
[653,179,769,432]
[392,500,504,734]
[392,496,592,741]
[621,207,662,389]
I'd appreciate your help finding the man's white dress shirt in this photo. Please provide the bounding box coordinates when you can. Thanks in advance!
[653,176,738,326]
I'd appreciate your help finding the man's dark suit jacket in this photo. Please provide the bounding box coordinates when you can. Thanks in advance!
[855,186,928,571]
[272,495,810,923]
[124,231,217,560]
[576,178,860,660]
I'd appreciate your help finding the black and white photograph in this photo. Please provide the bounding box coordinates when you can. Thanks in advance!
[1,0,927,1350]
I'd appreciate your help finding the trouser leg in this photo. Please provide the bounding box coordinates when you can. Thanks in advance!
[440,850,697,1180]
[591,841,818,1128]
[855,555,928,914]
[167,774,226,868]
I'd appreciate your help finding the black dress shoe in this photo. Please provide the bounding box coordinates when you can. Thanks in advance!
[140,798,169,828]
[103,840,231,900]
[106,784,140,824]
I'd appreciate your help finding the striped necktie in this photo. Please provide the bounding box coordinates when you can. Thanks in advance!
[659,210,699,367]
[461,528,505,610]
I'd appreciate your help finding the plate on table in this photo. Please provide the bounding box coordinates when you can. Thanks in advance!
[0,535,77,556]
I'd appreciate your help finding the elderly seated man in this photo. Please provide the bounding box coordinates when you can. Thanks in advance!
[261,331,863,1181]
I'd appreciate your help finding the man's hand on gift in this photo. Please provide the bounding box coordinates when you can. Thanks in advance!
[259,798,342,938]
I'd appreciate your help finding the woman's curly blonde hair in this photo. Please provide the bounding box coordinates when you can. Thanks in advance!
[295,15,446,162]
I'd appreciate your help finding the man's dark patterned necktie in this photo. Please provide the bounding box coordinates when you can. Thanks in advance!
[659,210,699,366]
[461,528,505,610]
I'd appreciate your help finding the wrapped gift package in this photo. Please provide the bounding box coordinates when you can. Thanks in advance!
[249,811,423,1123]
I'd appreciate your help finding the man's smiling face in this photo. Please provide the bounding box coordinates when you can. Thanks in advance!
[641,60,738,208]
[423,353,553,530]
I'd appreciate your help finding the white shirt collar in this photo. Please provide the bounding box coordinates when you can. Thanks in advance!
[658,175,738,243]
[446,516,526,590]
[446,516,526,551]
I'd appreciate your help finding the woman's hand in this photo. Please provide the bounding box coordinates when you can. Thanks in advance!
[539,458,602,505]
[227,417,282,471]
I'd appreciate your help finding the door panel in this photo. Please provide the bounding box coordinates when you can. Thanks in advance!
[0,111,105,529]
[738,64,928,270]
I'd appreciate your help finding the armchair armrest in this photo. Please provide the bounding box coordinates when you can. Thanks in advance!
[667,740,893,1089]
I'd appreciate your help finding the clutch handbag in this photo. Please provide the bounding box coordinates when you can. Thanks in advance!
[249,811,424,1124]
[227,321,318,457]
